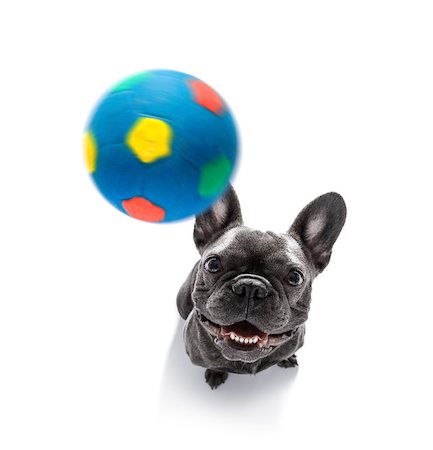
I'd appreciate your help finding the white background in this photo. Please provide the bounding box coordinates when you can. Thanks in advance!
[1,1,432,449]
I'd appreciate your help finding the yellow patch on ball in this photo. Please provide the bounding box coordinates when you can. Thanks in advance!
[126,117,172,163]
[84,131,97,173]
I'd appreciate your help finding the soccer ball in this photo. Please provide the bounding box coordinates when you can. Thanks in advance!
[84,69,239,222]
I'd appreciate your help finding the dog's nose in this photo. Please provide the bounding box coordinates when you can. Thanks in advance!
[232,276,268,300]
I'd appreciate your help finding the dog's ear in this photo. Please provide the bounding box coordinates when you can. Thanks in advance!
[289,192,347,273]
[194,185,243,254]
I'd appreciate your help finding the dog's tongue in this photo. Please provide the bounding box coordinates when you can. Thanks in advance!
[221,321,268,339]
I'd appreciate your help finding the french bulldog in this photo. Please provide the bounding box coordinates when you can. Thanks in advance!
[177,186,346,389]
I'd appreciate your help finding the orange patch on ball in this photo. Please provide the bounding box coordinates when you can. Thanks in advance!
[122,196,166,222]
[189,80,224,115]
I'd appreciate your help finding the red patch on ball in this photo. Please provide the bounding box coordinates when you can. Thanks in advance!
[189,80,224,115]
[122,197,166,222]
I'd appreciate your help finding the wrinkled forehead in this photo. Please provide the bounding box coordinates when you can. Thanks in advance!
[204,226,307,267]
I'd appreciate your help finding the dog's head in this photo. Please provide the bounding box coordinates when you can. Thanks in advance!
[191,186,346,363]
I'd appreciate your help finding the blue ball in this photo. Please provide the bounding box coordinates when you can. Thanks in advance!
[84,69,239,222]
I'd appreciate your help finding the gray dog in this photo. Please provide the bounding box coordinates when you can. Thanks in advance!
[177,186,346,389]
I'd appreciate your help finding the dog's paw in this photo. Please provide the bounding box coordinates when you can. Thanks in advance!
[277,354,298,368]
[205,369,228,389]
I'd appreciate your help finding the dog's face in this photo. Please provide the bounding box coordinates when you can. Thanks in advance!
[191,187,346,364]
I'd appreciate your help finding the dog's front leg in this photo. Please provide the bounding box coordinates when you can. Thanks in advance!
[205,369,228,389]
[277,354,298,368]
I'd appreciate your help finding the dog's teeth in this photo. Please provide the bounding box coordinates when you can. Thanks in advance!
[228,333,260,345]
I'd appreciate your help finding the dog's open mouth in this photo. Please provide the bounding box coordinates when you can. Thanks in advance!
[197,311,297,351]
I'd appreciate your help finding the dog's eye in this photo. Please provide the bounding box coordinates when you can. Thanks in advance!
[288,269,304,286]
[204,256,222,273]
